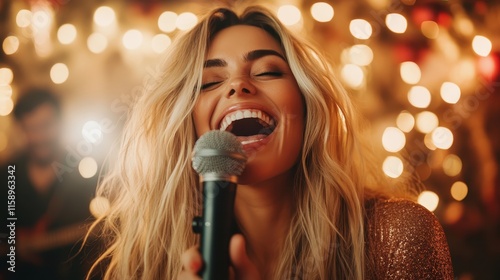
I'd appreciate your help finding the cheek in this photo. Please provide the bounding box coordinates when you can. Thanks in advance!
[193,95,215,138]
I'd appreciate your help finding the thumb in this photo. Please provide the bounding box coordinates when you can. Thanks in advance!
[229,234,261,280]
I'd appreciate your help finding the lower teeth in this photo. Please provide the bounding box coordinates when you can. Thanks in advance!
[241,139,262,145]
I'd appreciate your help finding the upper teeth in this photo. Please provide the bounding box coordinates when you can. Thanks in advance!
[219,109,275,131]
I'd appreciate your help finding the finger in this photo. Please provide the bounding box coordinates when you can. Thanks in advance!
[230,234,261,280]
[180,246,203,273]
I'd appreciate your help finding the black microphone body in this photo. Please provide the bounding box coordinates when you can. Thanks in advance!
[191,131,247,280]
[198,178,236,280]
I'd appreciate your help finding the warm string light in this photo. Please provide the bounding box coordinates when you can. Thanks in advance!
[2,36,20,55]
[382,156,404,178]
[418,191,439,211]
[57,24,77,45]
[277,5,301,26]
[78,156,98,178]
[400,61,421,84]
[396,111,415,132]
[407,85,431,108]
[385,13,407,34]
[50,63,69,84]
[382,127,406,152]
[415,111,439,133]
[349,19,372,39]
[0,68,14,116]
[310,2,334,22]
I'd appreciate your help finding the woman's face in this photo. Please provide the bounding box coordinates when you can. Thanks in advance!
[193,25,304,184]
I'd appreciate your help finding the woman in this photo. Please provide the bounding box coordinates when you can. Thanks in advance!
[89,5,453,279]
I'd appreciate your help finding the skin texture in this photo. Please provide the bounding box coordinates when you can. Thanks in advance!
[186,25,305,279]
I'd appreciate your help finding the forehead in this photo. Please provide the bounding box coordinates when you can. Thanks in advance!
[207,25,283,58]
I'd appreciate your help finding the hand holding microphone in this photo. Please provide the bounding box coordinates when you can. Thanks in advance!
[178,234,260,280]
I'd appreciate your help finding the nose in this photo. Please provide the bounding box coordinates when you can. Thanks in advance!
[228,77,256,97]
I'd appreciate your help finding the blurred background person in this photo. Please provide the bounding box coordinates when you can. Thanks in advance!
[0,88,98,280]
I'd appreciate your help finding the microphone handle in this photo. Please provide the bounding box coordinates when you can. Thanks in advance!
[198,180,236,280]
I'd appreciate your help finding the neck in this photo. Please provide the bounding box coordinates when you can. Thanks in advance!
[234,170,294,278]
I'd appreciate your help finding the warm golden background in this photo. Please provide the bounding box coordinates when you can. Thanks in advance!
[0,0,499,279]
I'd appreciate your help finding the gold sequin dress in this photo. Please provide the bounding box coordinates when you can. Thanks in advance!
[364,199,454,279]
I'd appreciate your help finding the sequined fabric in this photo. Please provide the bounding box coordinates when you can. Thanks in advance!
[364,199,454,279]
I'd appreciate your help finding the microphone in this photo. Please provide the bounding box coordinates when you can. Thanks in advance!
[191,130,247,280]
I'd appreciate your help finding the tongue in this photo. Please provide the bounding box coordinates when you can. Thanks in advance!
[237,134,268,145]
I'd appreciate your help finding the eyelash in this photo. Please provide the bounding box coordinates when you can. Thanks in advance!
[255,71,283,77]
[201,81,221,90]
[201,71,284,90]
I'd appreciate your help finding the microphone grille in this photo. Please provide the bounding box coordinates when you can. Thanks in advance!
[192,130,247,176]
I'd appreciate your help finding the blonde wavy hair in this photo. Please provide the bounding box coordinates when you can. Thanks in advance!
[88,5,414,280]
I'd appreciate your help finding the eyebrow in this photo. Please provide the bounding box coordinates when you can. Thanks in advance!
[203,49,286,69]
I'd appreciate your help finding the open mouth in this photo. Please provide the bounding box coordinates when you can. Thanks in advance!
[219,109,277,145]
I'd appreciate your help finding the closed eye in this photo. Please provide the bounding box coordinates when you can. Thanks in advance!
[201,81,222,90]
[255,71,283,77]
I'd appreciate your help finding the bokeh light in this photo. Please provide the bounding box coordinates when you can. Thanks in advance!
[32,8,52,30]
[348,44,373,66]
[0,68,14,86]
[400,61,421,84]
[151,34,171,54]
[176,12,198,31]
[341,64,364,89]
[122,29,143,50]
[0,85,13,98]
[472,35,492,57]
[424,132,437,150]
[396,111,415,132]
[385,13,407,34]
[349,19,372,39]
[416,111,439,133]
[382,156,404,178]
[421,21,439,39]
[0,98,14,116]
[3,36,20,55]
[277,5,302,26]
[444,202,464,224]
[454,16,474,36]
[89,196,110,219]
[443,154,462,177]
[450,181,468,201]
[57,24,77,45]
[158,11,177,32]
[382,127,406,152]
[310,2,334,22]
[408,85,431,108]
[94,6,116,27]
[82,121,103,144]
[418,191,439,211]
[440,82,461,104]
[16,9,32,28]
[50,63,69,84]
[431,126,454,150]
[78,157,98,178]
[87,33,108,54]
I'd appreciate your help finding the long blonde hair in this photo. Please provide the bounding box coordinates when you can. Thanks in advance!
[89,5,411,279]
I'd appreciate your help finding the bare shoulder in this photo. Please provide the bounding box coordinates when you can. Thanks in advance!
[364,198,454,280]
